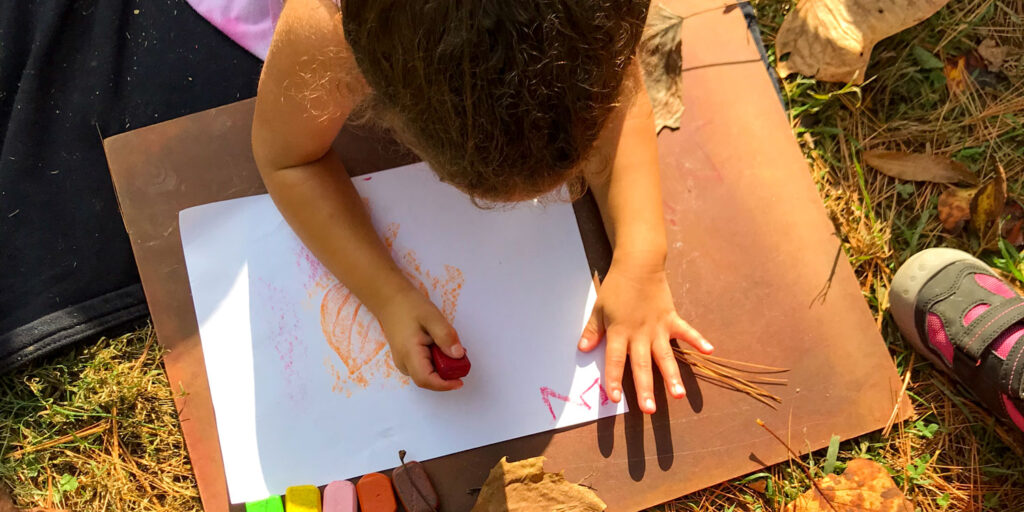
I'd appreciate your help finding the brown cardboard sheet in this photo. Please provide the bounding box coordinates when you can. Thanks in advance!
[103,1,911,510]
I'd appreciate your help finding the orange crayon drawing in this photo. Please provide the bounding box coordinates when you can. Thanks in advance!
[320,222,464,396]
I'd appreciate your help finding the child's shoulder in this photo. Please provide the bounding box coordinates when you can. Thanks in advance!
[254,0,364,168]
[270,0,345,53]
[264,0,365,105]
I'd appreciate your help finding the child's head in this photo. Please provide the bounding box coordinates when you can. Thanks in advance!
[341,1,649,202]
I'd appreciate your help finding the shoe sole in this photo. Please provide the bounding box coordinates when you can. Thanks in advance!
[890,248,988,369]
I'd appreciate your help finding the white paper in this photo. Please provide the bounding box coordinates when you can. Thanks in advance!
[179,162,625,503]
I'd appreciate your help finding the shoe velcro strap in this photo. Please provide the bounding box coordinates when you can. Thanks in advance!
[1000,333,1024,400]
[957,298,1024,360]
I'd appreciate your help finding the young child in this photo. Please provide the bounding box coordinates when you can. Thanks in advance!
[252,0,714,415]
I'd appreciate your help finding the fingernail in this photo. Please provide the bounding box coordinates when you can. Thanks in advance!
[672,383,685,396]
[700,339,714,352]
[578,338,587,350]
[612,389,622,402]
[450,344,465,358]
[644,398,655,411]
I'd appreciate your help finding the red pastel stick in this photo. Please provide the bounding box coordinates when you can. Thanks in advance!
[429,344,470,380]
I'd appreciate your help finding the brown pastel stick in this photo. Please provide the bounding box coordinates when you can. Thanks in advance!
[392,461,439,512]
[356,473,397,512]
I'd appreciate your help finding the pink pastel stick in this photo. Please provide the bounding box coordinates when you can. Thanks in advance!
[323,480,358,512]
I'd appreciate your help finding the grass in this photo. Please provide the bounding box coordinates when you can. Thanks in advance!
[661,0,1024,510]
[0,329,202,511]
[2,0,1023,510]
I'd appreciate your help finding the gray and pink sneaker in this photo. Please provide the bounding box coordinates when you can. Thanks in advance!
[891,248,1024,433]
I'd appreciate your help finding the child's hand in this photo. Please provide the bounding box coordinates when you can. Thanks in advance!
[376,287,466,392]
[577,261,713,414]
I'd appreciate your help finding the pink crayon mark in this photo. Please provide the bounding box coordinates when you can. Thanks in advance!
[363,176,372,181]
[540,387,572,420]
[578,378,610,409]
[540,378,610,420]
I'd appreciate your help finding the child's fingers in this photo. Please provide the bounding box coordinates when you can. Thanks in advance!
[407,350,463,391]
[420,309,465,359]
[670,314,713,354]
[653,335,685,399]
[603,331,627,403]
[391,352,409,376]
[629,338,656,414]
[578,307,605,352]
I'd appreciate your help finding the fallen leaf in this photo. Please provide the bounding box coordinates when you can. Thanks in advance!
[747,479,769,493]
[471,456,606,512]
[912,46,944,69]
[963,49,1010,91]
[639,4,684,133]
[784,458,914,512]
[862,150,977,185]
[970,164,1008,243]
[1002,198,1024,248]
[937,186,976,233]
[944,55,970,95]
[977,38,1008,71]
[775,0,951,84]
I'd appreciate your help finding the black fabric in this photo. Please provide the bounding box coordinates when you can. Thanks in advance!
[0,0,263,372]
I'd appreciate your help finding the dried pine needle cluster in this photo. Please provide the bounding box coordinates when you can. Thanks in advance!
[674,348,788,408]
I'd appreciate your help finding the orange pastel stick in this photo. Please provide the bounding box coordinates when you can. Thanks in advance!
[356,472,397,512]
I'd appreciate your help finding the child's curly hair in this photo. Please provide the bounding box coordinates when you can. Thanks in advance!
[340,0,650,202]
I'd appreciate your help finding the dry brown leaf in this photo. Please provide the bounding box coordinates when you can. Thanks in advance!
[1002,198,1024,248]
[862,150,977,185]
[944,55,970,95]
[977,38,1008,71]
[639,4,684,133]
[970,164,1008,244]
[471,456,606,512]
[937,186,976,234]
[784,458,914,512]
[747,479,769,494]
[775,0,951,83]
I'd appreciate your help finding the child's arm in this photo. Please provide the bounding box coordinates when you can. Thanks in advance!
[579,61,714,414]
[252,0,464,391]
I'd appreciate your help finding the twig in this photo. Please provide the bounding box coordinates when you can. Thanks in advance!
[131,330,155,375]
[810,239,843,307]
[6,422,109,459]
[111,406,124,486]
[112,436,154,494]
[757,419,839,512]
[882,352,914,437]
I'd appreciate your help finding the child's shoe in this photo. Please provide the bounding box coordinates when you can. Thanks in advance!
[891,248,1024,432]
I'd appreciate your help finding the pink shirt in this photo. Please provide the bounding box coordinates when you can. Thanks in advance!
[186,0,286,60]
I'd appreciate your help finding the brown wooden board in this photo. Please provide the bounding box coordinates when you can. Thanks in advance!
[103,1,910,510]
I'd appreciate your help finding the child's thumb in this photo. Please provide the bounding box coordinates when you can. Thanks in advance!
[578,307,604,352]
[422,311,465,359]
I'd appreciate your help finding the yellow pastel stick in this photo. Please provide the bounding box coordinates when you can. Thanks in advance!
[285,485,322,512]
